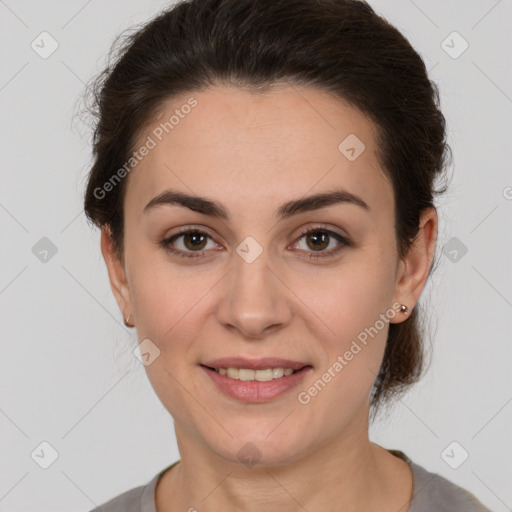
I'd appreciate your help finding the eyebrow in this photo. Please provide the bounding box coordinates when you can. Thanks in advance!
[143,188,369,220]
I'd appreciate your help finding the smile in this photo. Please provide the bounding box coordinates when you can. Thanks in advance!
[201,364,313,402]
[211,367,296,381]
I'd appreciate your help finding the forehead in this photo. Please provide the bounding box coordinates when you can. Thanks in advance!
[125,84,393,220]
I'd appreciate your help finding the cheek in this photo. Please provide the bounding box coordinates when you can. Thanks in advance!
[128,246,223,352]
[296,276,393,422]
[296,250,396,391]
[128,259,211,417]
[295,249,396,337]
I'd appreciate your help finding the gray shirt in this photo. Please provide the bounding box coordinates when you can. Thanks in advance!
[89,450,491,511]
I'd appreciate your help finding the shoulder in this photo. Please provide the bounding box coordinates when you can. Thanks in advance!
[88,461,178,512]
[390,451,492,512]
[88,484,146,512]
[88,468,163,512]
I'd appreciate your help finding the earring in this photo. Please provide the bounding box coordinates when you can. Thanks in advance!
[124,313,134,328]
[400,304,408,315]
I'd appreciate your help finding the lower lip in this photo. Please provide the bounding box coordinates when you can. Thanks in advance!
[201,365,312,403]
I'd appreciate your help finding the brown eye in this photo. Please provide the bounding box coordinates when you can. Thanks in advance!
[304,231,330,251]
[182,232,208,251]
[160,228,218,259]
[293,228,351,260]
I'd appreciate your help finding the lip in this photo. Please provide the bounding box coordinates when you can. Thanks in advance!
[200,359,313,403]
[201,357,310,371]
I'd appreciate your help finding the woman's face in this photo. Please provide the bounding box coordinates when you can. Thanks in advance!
[102,84,434,466]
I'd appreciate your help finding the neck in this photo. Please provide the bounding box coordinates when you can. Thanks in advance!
[155,414,412,512]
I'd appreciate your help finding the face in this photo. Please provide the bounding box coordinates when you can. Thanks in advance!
[102,84,436,467]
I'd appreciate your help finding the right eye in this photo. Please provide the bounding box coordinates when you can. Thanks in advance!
[160,228,221,259]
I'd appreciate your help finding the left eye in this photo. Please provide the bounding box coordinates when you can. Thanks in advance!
[291,228,350,259]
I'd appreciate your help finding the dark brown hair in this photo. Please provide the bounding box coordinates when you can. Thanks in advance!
[82,0,450,419]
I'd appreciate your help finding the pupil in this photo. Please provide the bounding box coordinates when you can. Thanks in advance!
[308,232,328,251]
[185,233,206,250]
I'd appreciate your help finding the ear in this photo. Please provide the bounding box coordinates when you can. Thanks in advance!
[390,207,438,324]
[100,226,132,323]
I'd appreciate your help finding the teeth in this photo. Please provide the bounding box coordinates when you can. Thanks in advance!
[273,367,284,378]
[214,367,298,381]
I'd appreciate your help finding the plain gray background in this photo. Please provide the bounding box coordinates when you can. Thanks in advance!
[1,0,511,510]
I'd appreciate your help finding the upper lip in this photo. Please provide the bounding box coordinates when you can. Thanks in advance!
[201,357,311,371]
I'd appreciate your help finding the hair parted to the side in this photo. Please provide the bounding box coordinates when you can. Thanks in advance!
[81,0,451,420]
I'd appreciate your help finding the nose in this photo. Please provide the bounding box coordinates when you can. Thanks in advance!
[216,248,293,340]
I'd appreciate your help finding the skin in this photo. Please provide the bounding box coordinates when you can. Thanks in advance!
[101,84,437,511]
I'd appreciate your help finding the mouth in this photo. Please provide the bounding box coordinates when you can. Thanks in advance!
[201,365,309,381]
[200,358,313,402]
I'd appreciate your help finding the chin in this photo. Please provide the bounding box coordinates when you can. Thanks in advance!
[203,427,314,469]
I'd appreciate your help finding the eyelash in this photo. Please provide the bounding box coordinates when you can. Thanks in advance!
[160,225,351,260]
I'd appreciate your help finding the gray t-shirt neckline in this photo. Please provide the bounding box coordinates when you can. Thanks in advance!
[92,449,491,512]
